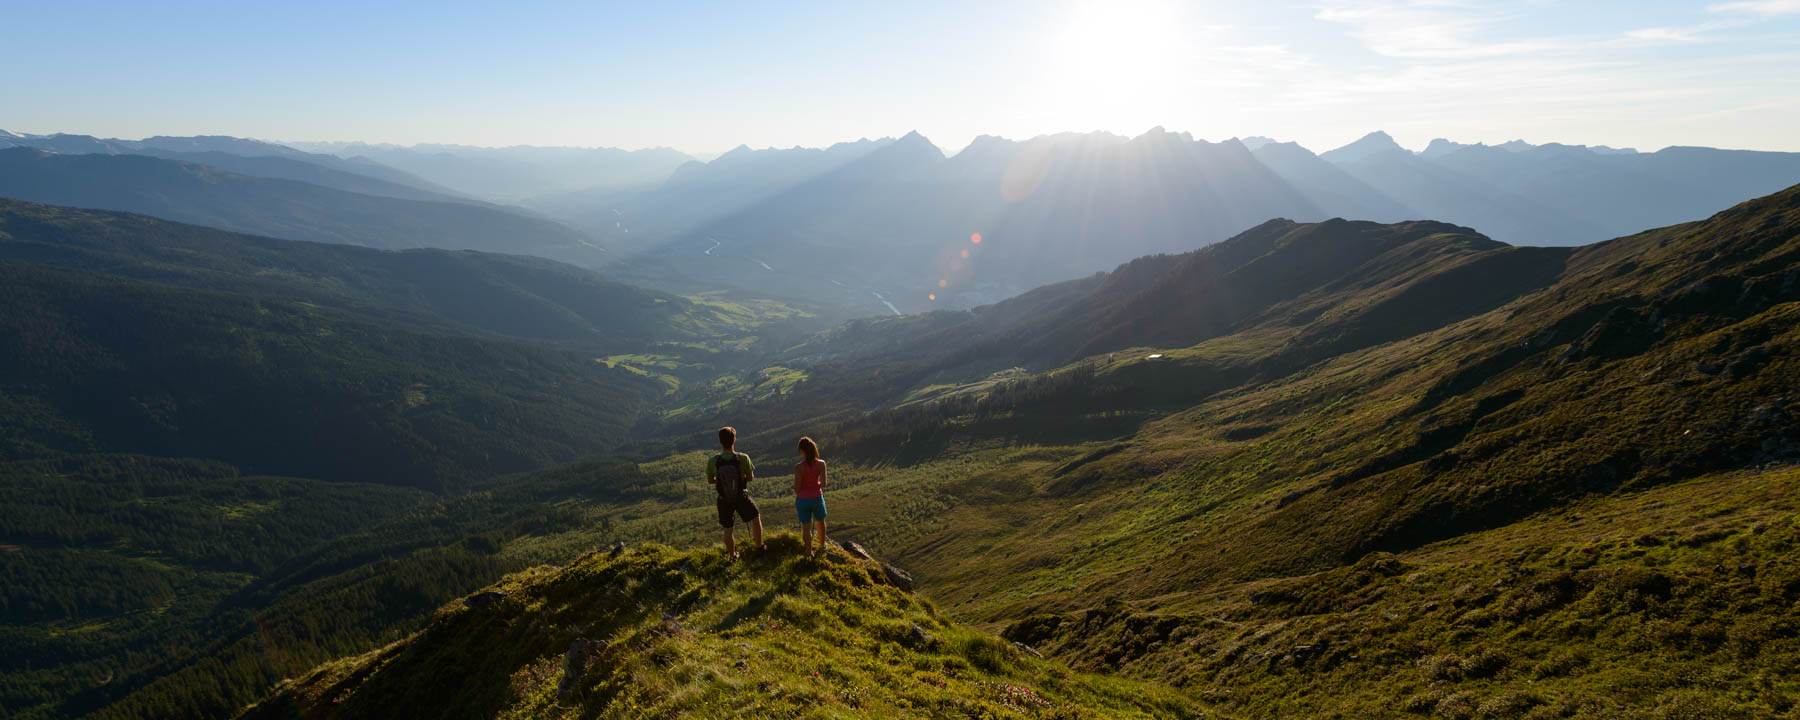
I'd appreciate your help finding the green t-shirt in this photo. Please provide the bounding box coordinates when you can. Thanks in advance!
[706,452,754,483]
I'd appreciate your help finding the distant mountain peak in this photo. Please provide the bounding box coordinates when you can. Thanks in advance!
[1238,136,1279,151]
[1421,138,1480,158]
[1352,130,1403,150]
[887,130,943,156]
[1321,131,1410,164]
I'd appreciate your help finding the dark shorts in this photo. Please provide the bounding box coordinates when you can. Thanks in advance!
[717,493,760,528]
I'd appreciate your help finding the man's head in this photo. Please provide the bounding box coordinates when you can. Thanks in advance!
[718,426,736,450]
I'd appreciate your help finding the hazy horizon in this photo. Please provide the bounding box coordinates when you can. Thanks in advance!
[7,0,1799,157]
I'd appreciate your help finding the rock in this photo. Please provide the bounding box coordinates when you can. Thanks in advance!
[1292,641,1328,661]
[907,623,935,648]
[880,563,915,591]
[734,660,748,670]
[558,638,603,701]
[609,539,626,558]
[840,541,875,562]
[1012,641,1044,659]
[463,591,507,609]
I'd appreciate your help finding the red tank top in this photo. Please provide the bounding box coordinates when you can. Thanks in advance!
[796,460,825,499]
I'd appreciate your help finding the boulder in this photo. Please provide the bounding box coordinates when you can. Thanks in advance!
[839,541,875,562]
[609,539,626,558]
[558,637,603,701]
[881,563,915,591]
[907,623,935,648]
[1012,641,1044,659]
[463,591,507,609]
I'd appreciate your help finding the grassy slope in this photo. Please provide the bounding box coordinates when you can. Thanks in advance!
[1005,465,1800,719]
[240,537,1196,720]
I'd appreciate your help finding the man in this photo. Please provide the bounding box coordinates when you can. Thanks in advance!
[707,426,764,559]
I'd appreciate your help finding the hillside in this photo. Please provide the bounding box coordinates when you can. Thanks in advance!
[238,538,1195,720]
[0,149,612,268]
[0,198,800,350]
[0,259,661,488]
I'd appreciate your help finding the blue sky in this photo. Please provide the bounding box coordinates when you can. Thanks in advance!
[4,0,1798,155]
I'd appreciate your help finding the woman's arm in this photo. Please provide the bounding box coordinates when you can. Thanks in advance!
[819,460,827,487]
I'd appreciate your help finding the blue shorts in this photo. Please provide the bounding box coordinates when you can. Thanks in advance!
[796,496,827,524]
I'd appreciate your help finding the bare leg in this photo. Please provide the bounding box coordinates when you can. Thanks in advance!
[751,515,765,549]
[723,526,736,558]
[801,521,814,556]
[817,520,827,551]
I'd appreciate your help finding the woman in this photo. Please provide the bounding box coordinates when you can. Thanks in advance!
[793,436,829,557]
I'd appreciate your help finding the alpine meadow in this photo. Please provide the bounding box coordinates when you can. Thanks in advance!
[4,2,1800,719]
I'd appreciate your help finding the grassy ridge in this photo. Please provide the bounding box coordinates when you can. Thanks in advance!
[241,536,1197,720]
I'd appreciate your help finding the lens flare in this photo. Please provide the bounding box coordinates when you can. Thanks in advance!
[970,233,982,244]
[960,249,970,259]
[938,279,948,287]
[929,294,937,301]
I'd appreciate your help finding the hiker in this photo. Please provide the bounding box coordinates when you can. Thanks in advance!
[707,426,763,559]
[793,436,829,557]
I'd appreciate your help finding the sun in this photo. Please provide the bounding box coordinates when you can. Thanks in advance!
[1044,0,1190,116]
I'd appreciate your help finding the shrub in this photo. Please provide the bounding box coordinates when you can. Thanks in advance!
[1476,690,1541,718]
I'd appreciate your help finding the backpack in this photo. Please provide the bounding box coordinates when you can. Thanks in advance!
[715,453,745,499]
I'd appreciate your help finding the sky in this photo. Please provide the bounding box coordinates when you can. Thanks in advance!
[4,0,1799,156]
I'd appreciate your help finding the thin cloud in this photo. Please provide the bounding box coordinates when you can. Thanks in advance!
[1624,27,1703,42]
[1314,0,1548,59]
[1709,0,1800,15]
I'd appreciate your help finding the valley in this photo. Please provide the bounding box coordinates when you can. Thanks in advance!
[1,128,1797,720]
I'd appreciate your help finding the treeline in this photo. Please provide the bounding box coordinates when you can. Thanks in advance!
[3,459,656,720]
[0,455,427,577]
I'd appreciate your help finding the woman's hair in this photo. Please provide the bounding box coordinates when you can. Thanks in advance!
[797,436,820,463]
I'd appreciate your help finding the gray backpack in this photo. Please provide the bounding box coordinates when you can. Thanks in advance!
[715,453,745,499]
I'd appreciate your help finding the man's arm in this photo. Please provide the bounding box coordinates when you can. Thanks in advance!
[705,455,717,485]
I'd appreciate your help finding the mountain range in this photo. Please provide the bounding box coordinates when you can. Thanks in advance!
[3,125,1800,719]
[587,127,1800,318]
[0,148,614,268]
[5,127,1797,325]
[285,141,697,201]
[0,130,465,200]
